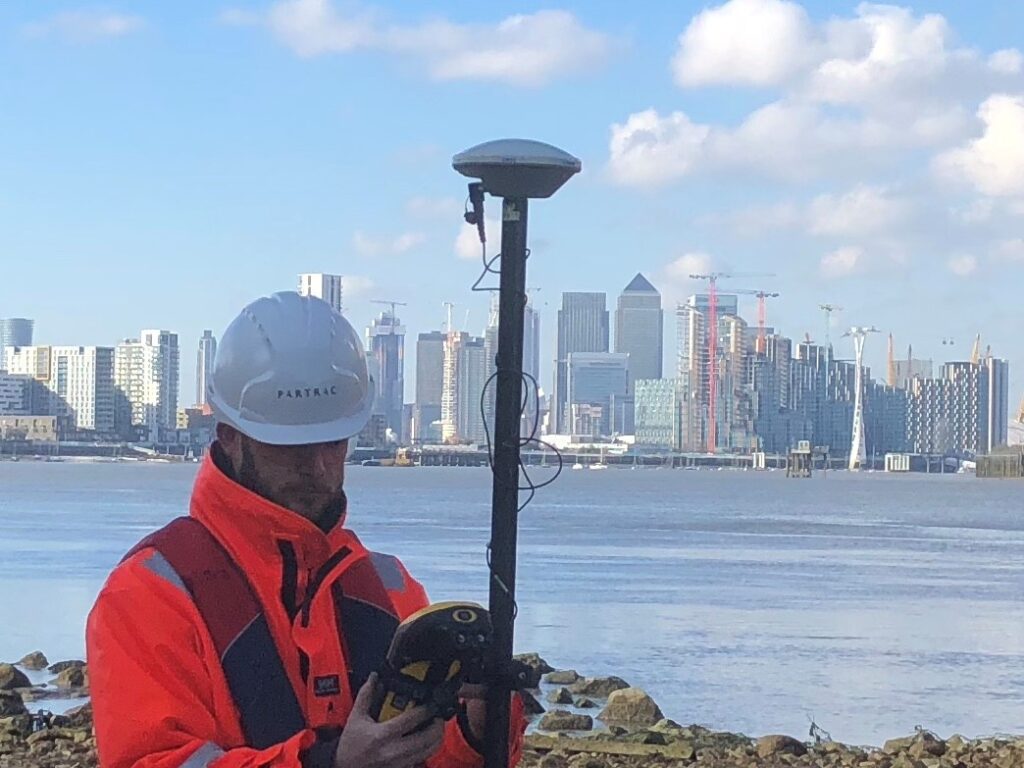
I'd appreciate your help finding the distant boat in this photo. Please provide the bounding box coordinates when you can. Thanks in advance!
[589,462,608,470]
[572,462,584,470]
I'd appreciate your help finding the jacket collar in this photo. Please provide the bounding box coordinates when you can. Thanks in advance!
[189,447,360,579]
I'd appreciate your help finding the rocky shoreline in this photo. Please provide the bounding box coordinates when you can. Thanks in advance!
[2,650,1023,768]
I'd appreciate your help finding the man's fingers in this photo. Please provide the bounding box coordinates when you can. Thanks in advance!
[458,683,488,700]
[387,717,445,765]
[351,672,379,716]
[380,703,438,738]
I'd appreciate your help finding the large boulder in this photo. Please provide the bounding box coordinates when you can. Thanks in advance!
[0,691,27,717]
[884,731,945,758]
[0,664,30,691]
[65,702,93,729]
[757,734,808,758]
[0,713,32,736]
[53,665,87,688]
[47,659,85,675]
[546,687,573,705]
[17,651,49,670]
[568,676,630,698]
[513,653,554,688]
[543,670,581,685]
[907,733,946,759]
[597,687,663,727]
[537,711,593,732]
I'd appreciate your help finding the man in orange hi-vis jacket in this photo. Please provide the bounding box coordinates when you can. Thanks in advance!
[86,291,525,768]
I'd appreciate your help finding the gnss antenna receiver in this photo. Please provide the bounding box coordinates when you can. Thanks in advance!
[452,139,580,768]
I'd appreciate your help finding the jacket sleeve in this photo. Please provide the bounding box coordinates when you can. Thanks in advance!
[387,558,528,768]
[86,552,317,768]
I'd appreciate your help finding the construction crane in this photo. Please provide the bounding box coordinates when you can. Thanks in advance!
[688,271,774,453]
[371,299,407,319]
[819,304,843,355]
[715,287,780,355]
[750,291,780,355]
[442,301,455,334]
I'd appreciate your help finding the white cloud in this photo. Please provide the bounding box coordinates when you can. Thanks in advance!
[340,275,374,300]
[807,5,954,107]
[608,98,966,186]
[23,10,145,41]
[671,0,815,87]
[406,196,462,218]
[454,217,500,261]
[608,110,710,186]
[820,246,863,278]
[385,10,611,86]
[225,1,612,86]
[989,49,1024,75]
[659,253,715,309]
[947,254,977,276]
[352,230,427,257]
[935,94,1024,197]
[665,252,713,282]
[611,4,1021,187]
[807,185,909,237]
[996,238,1024,262]
[720,185,910,238]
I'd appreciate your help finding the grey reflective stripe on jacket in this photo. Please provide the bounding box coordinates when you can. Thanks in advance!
[181,741,225,768]
[369,552,406,592]
[140,550,189,596]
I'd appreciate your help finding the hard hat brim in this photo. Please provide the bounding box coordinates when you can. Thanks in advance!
[207,386,375,446]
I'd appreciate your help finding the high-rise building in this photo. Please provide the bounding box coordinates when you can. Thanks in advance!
[522,301,541,436]
[0,373,32,415]
[904,357,1010,456]
[366,311,405,442]
[6,345,115,434]
[554,292,609,433]
[456,337,489,444]
[115,331,180,440]
[413,331,445,443]
[982,357,1009,452]
[3,345,51,381]
[297,273,343,315]
[566,352,629,437]
[634,378,682,449]
[441,331,466,443]
[483,296,500,435]
[893,357,934,388]
[0,319,33,371]
[675,294,740,451]
[52,346,116,434]
[196,330,217,408]
[615,274,663,384]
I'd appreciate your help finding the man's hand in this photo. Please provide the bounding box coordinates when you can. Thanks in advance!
[334,673,445,768]
[458,683,488,743]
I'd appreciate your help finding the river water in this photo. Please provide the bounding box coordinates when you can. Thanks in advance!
[1,460,1022,745]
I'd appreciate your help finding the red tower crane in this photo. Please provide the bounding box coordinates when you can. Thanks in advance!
[688,272,774,453]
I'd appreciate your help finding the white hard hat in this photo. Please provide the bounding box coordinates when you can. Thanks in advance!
[207,291,374,445]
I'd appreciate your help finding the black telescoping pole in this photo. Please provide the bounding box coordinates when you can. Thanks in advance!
[483,196,529,768]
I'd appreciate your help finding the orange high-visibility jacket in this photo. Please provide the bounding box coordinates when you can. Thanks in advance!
[86,452,525,768]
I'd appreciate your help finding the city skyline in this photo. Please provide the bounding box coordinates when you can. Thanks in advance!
[2,273,1017,415]
[2,1,1022,424]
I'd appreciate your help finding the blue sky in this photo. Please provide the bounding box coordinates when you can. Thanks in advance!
[2,0,1023,406]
